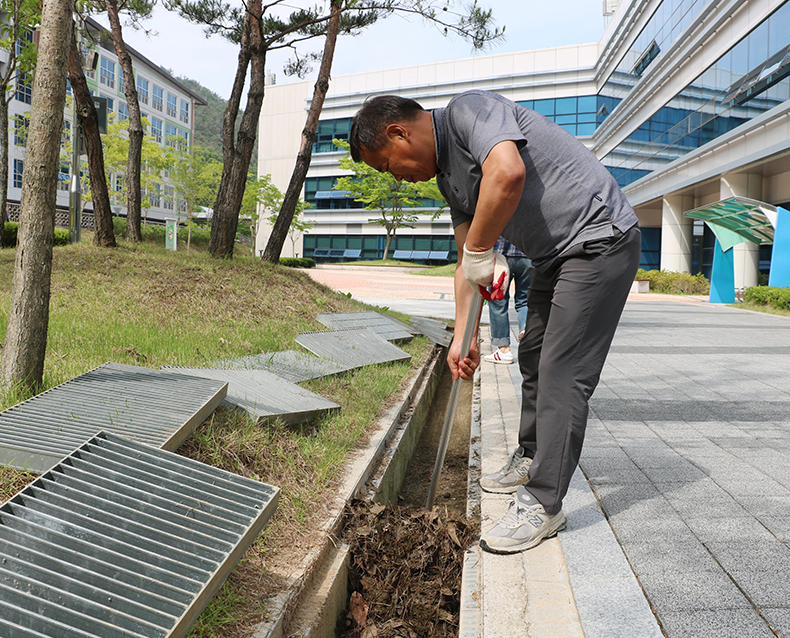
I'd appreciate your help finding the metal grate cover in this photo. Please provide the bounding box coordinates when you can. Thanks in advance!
[213,350,353,383]
[295,328,411,368]
[163,367,340,425]
[0,363,227,473]
[0,431,279,638]
[316,312,413,342]
[411,317,453,347]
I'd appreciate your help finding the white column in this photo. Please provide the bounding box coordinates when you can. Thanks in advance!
[661,194,694,272]
[720,174,761,288]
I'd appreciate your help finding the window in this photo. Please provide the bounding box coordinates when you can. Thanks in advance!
[313,118,352,153]
[119,71,125,93]
[179,99,189,124]
[58,162,70,192]
[100,95,114,113]
[152,85,164,112]
[165,122,178,147]
[151,117,163,144]
[118,101,129,121]
[14,115,28,146]
[164,186,174,210]
[177,198,187,213]
[167,93,177,117]
[63,120,71,145]
[100,57,115,88]
[13,160,23,188]
[15,72,32,104]
[149,183,161,208]
[114,175,124,193]
[137,76,149,105]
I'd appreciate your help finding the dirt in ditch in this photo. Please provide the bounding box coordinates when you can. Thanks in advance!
[341,501,474,638]
[339,364,477,638]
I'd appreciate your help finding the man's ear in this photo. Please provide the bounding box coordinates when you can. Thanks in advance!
[385,123,409,143]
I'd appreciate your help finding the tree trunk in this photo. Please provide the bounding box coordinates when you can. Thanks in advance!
[1,0,73,393]
[105,0,143,242]
[68,27,116,248]
[0,96,9,249]
[383,232,393,261]
[261,0,342,264]
[209,0,265,259]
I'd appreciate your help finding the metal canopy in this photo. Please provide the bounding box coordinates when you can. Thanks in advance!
[163,367,340,425]
[0,431,279,638]
[295,328,411,368]
[316,311,413,342]
[0,363,227,473]
[684,196,777,246]
[213,350,353,383]
[410,317,453,347]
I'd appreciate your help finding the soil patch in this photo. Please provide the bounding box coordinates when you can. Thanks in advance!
[398,364,473,517]
[341,501,474,638]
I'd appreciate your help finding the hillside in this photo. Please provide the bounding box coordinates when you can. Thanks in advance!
[176,75,259,169]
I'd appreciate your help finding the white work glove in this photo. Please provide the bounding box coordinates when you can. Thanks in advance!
[462,244,509,301]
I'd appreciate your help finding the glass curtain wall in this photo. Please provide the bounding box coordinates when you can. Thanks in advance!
[605,1,790,186]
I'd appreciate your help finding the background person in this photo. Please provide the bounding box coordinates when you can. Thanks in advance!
[485,236,532,365]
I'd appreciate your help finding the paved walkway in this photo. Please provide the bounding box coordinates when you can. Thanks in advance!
[308,266,790,636]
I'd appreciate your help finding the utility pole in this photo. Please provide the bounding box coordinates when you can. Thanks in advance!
[68,18,83,244]
[68,118,81,243]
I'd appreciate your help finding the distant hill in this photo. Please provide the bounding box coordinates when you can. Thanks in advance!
[175,75,258,171]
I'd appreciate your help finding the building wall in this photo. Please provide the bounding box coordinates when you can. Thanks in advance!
[4,20,204,226]
[257,0,790,284]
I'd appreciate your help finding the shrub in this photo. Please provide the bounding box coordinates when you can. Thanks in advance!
[3,223,69,247]
[54,229,70,246]
[635,269,710,295]
[2,222,18,247]
[279,257,315,269]
[744,286,790,310]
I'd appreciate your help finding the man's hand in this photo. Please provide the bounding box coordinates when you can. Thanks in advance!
[462,244,509,301]
[447,334,480,381]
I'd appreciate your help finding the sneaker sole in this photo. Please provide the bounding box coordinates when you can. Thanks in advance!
[478,481,526,494]
[484,358,514,365]
[479,513,567,554]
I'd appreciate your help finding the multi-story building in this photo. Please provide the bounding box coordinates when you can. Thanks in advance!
[257,0,790,288]
[3,16,206,227]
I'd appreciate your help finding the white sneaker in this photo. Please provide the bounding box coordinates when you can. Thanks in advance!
[479,449,532,493]
[484,348,514,364]
[480,488,567,554]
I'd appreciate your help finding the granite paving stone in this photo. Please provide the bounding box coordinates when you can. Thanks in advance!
[658,610,777,638]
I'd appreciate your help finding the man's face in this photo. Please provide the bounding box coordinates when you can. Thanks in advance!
[359,124,436,183]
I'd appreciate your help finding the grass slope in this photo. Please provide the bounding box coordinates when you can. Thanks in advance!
[0,240,432,637]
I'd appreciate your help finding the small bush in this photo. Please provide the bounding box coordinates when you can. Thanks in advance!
[54,229,70,246]
[2,222,18,247]
[279,257,315,269]
[744,286,790,310]
[2,223,70,247]
[635,269,710,295]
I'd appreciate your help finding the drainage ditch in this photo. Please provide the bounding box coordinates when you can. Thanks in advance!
[339,363,478,638]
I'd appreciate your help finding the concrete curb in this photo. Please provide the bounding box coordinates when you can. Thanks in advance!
[255,344,444,638]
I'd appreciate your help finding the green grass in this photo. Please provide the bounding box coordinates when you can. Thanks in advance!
[332,258,429,268]
[729,302,790,318]
[0,239,433,638]
[415,263,456,277]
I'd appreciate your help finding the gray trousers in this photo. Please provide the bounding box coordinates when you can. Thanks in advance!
[518,225,641,515]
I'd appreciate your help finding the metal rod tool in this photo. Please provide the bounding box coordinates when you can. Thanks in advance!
[425,291,483,510]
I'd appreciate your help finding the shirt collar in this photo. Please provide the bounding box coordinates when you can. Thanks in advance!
[431,108,447,173]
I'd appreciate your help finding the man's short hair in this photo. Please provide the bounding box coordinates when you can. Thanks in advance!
[349,95,425,162]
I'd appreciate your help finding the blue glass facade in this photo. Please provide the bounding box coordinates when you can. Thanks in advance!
[516,96,599,136]
[604,2,790,186]
[312,118,351,154]
[599,0,709,116]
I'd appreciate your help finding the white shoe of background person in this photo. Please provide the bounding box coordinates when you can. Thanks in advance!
[484,347,514,364]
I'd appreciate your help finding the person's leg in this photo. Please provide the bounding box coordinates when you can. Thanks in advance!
[481,227,640,553]
[487,293,511,348]
[508,256,532,338]
[523,227,641,515]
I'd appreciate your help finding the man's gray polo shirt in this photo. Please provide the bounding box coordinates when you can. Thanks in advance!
[432,90,638,272]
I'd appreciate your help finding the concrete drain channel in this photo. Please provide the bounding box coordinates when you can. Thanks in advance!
[260,344,482,638]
